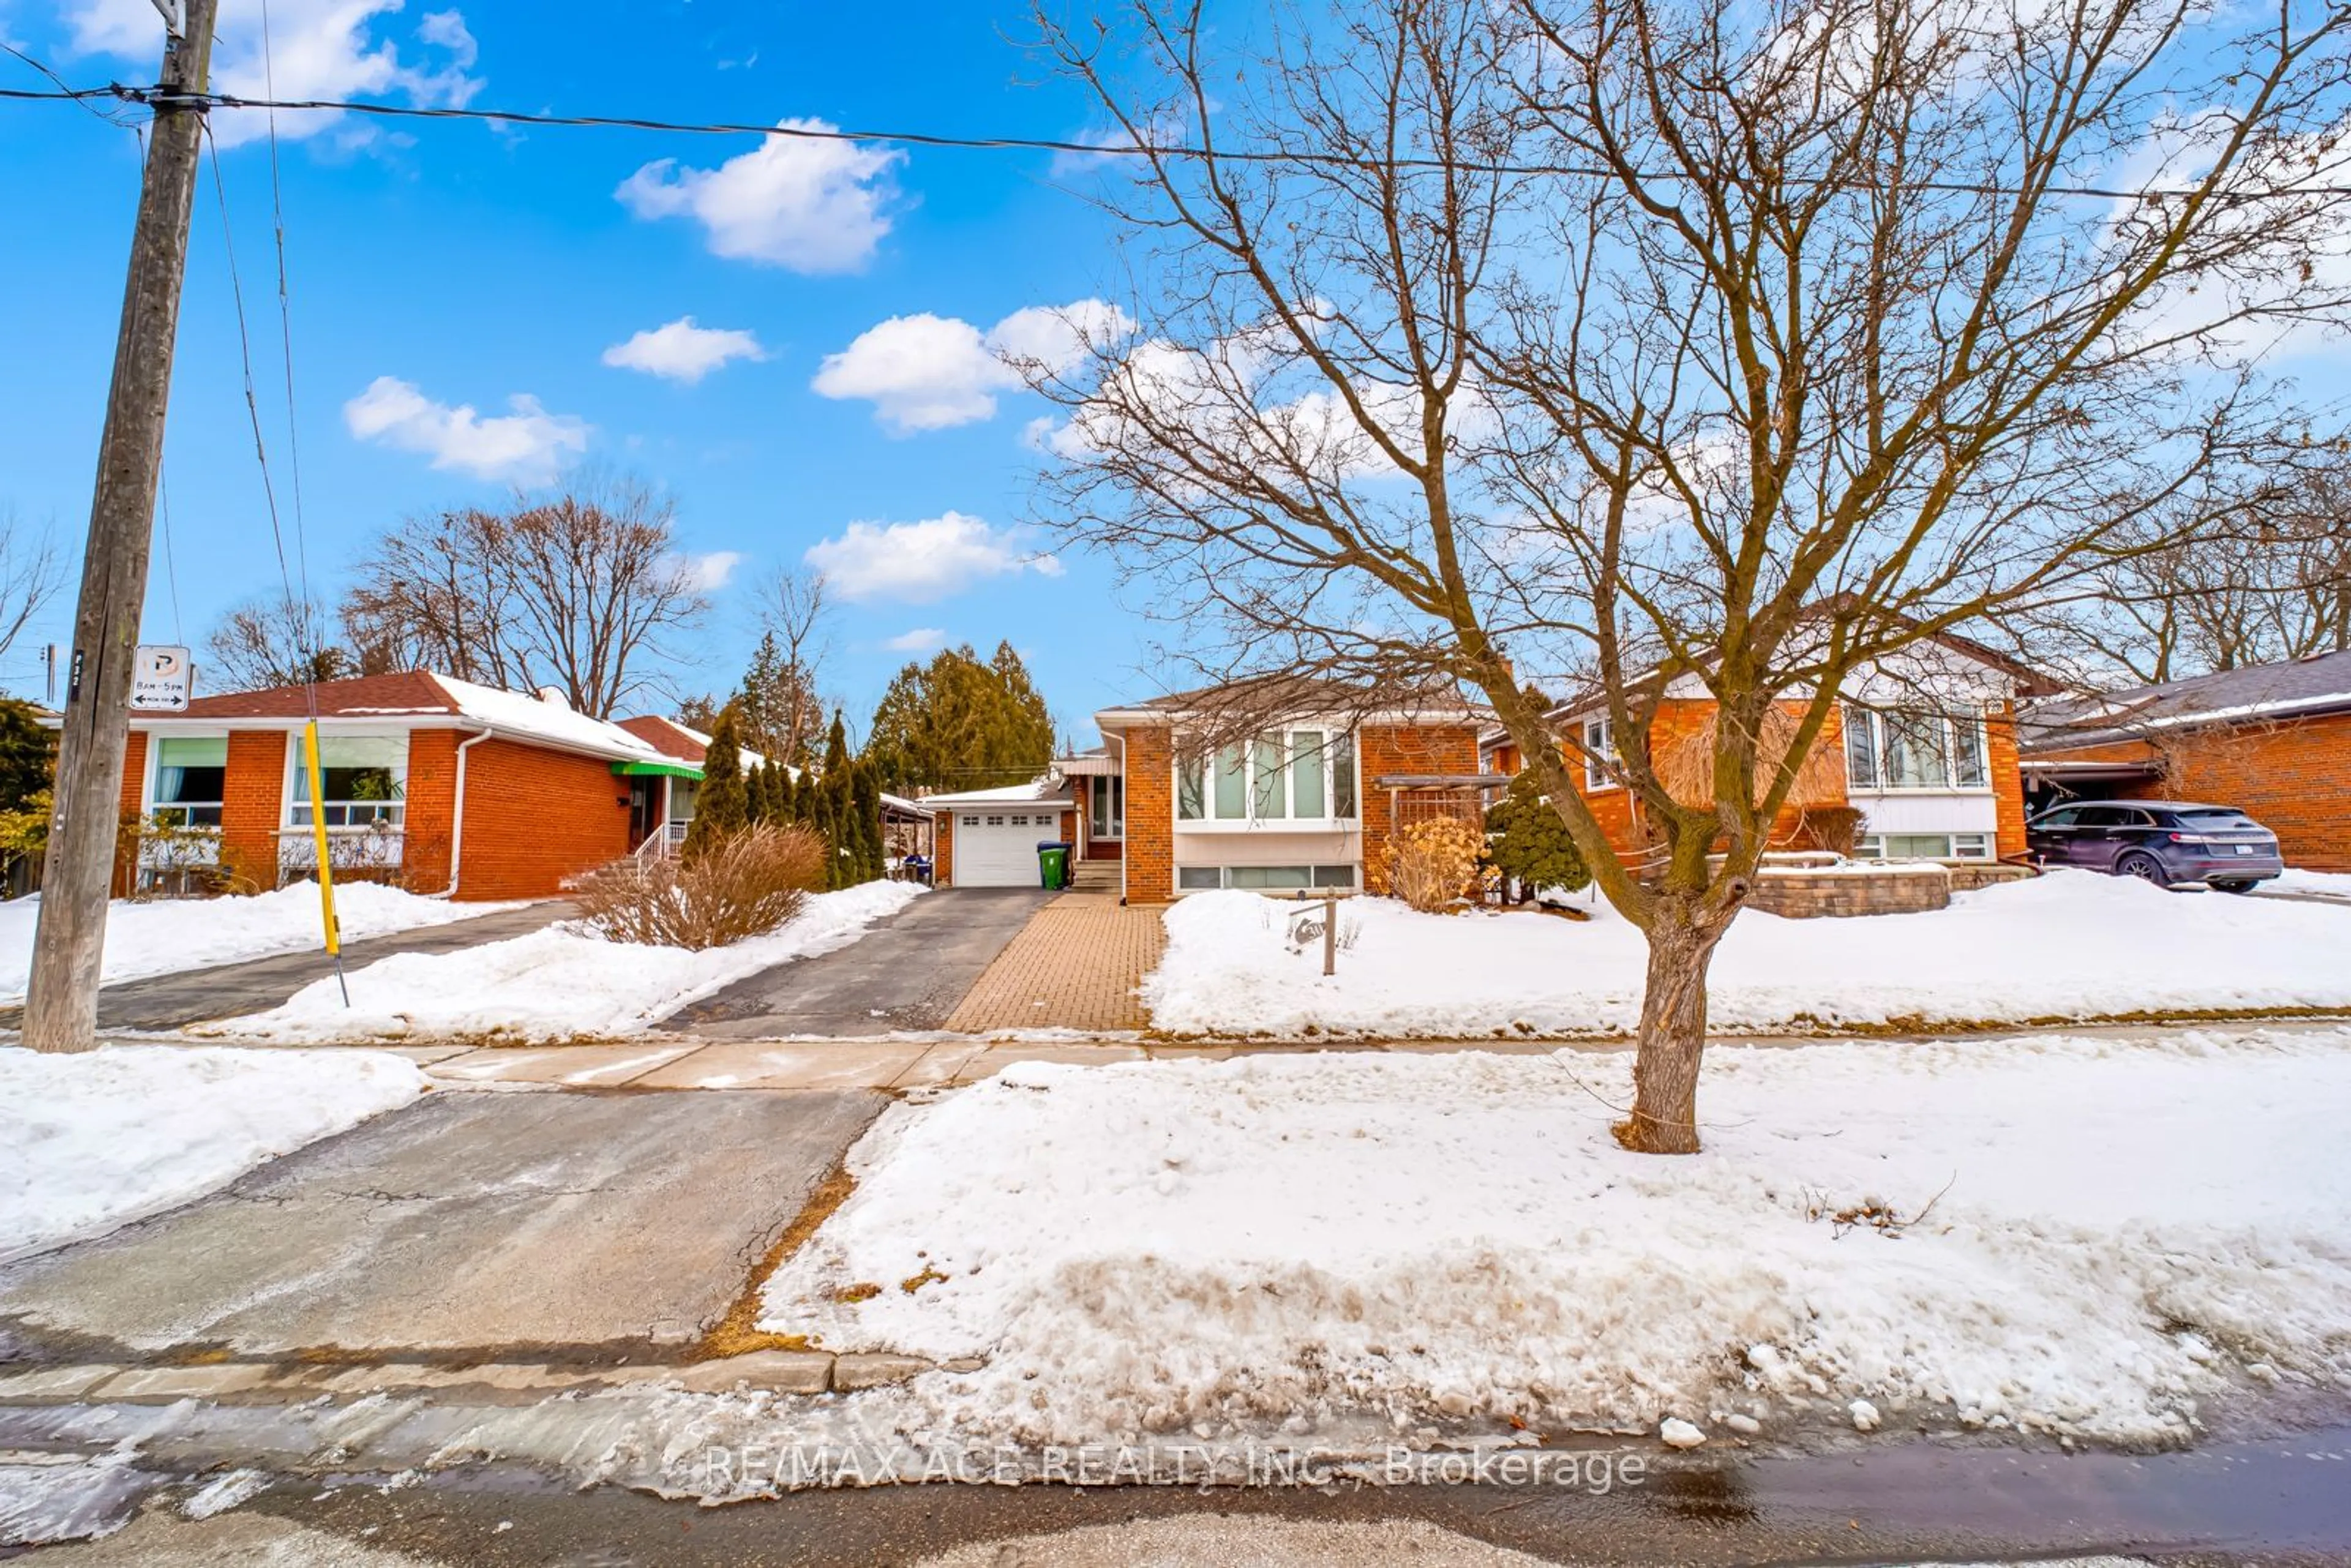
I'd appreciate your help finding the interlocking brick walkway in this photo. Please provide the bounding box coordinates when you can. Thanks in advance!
[939,885,1168,1033]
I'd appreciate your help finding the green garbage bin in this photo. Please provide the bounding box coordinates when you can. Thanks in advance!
[1037,842,1071,890]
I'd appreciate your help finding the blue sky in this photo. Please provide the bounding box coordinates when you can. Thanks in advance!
[0,0,1162,742]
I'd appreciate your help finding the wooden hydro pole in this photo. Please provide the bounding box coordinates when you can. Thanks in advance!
[23,0,223,1053]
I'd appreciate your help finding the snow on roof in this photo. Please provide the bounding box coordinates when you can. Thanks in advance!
[921,778,1074,808]
[2023,649,2351,752]
[425,675,670,762]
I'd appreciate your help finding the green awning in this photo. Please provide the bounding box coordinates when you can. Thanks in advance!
[612,759,702,779]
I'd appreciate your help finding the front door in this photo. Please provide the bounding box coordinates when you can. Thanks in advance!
[628,778,659,849]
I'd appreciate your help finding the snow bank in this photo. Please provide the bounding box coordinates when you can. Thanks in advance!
[0,884,522,1006]
[760,1030,2351,1447]
[217,880,926,1042]
[1145,871,2351,1036]
[0,1044,424,1262]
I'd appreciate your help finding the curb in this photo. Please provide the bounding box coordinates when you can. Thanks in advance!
[0,1348,976,1406]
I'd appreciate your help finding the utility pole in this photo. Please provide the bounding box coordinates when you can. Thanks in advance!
[23,0,222,1054]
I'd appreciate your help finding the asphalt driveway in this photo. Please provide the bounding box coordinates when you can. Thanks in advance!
[0,1088,880,1357]
[661,887,1053,1039]
[0,902,568,1034]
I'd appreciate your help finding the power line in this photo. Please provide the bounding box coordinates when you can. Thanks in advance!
[6,78,2350,204]
[0,43,135,126]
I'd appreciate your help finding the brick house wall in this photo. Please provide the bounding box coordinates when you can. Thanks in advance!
[1359,722,1482,893]
[2039,713,2351,871]
[1551,699,1842,865]
[1986,702,2028,858]
[113,731,147,896]
[1119,724,1176,903]
[933,811,957,887]
[221,730,290,886]
[118,731,147,817]
[451,737,634,899]
[400,729,459,893]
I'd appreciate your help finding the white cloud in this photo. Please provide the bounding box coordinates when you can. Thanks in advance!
[803,512,1059,603]
[615,122,902,272]
[1047,114,1182,178]
[342,375,588,484]
[601,317,767,384]
[65,0,484,149]
[883,626,948,653]
[811,299,1135,434]
[673,550,744,591]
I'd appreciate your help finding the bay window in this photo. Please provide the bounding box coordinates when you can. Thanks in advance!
[291,734,408,827]
[1843,707,1991,792]
[1177,730,1359,823]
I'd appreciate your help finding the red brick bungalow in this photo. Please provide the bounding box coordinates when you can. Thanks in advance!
[921,679,1490,901]
[120,671,705,899]
[2020,649,2351,871]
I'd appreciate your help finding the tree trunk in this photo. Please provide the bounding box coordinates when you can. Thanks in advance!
[1617,899,1728,1154]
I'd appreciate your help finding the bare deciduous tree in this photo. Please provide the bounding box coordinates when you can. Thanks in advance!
[0,508,63,671]
[1032,0,2351,1150]
[2020,438,2351,683]
[340,475,708,718]
[203,594,358,692]
[740,565,834,768]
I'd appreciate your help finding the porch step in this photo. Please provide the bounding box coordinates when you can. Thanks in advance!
[1068,860,1120,893]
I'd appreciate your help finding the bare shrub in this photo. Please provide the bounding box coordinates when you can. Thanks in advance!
[1384,817,1485,913]
[572,823,826,950]
[1793,806,1868,856]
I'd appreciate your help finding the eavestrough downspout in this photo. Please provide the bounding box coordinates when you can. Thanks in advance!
[432,730,494,899]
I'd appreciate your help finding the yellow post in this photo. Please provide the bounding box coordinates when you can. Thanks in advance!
[301,719,341,958]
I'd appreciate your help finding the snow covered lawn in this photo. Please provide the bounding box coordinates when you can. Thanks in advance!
[213,880,926,1043]
[0,1044,425,1263]
[1145,871,2351,1036]
[0,884,521,1007]
[760,1029,2351,1447]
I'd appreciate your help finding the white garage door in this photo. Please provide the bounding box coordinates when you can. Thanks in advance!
[953,810,1058,887]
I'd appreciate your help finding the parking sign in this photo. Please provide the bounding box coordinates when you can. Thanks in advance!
[129,645,195,712]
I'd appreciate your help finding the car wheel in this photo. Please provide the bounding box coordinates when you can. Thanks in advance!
[2115,852,2170,888]
[2208,879,2257,894]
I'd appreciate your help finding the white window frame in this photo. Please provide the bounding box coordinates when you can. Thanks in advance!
[1842,705,1992,792]
[284,731,409,830]
[144,730,230,827]
[1581,717,1618,791]
[1174,863,1360,893]
[1177,730,1359,828]
[1856,832,1994,861]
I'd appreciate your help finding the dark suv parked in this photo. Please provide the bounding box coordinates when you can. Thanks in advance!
[2025,800,2284,890]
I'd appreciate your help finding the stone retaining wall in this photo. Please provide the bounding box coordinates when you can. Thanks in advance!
[1746,865,1953,918]
[1744,858,2039,917]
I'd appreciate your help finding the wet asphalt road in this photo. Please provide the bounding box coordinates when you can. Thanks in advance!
[17,1420,2351,1565]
